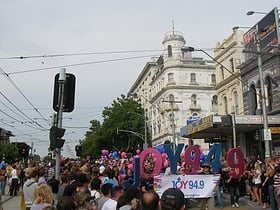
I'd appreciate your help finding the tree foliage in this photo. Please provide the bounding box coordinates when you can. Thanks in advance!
[0,143,21,163]
[81,94,145,158]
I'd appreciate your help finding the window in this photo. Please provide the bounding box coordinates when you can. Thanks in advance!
[223,96,228,114]
[233,91,239,114]
[190,73,196,84]
[168,45,172,57]
[191,94,197,105]
[220,66,224,79]
[211,74,216,84]
[230,58,235,72]
[168,73,174,83]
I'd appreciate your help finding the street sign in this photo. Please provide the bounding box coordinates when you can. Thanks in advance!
[263,128,272,141]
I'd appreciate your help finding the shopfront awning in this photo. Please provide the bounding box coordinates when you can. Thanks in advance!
[180,115,280,139]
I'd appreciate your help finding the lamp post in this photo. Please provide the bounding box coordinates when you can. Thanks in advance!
[255,27,271,158]
[117,128,145,149]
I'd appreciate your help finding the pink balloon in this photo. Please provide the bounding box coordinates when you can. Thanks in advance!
[128,164,133,170]
[121,152,127,158]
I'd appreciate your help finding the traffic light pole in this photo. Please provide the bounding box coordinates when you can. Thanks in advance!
[55,68,66,180]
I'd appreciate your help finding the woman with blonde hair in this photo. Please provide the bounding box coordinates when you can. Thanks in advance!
[31,183,55,210]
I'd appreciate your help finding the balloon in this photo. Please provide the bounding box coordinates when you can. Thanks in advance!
[136,149,141,154]
[155,145,165,153]
[121,152,127,159]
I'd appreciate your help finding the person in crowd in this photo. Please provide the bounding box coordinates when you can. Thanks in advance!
[47,176,60,195]
[252,161,263,205]
[63,172,89,197]
[140,190,160,210]
[160,188,186,210]
[123,168,134,186]
[89,177,102,210]
[38,168,47,185]
[103,168,119,187]
[214,166,225,209]
[23,168,39,210]
[98,183,116,210]
[73,191,91,210]
[31,183,55,210]
[273,165,280,209]
[0,164,6,195]
[56,195,76,210]
[139,171,154,192]
[117,187,140,210]
[56,173,69,201]
[261,163,269,209]
[226,168,240,208]
[266,161,277,210]
[198,162,212,210]
[9,163,19,196]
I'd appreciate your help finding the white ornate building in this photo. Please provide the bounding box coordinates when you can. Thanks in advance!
[128,31,217,151]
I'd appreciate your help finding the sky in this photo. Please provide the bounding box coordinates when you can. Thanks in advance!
[0,0,278,158]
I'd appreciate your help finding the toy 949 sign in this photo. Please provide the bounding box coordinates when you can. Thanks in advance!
[154,174,221,198]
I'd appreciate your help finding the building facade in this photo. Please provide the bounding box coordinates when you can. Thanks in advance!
[128,31,217,151]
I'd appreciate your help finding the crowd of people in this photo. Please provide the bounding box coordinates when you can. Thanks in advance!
[1,150,280,210]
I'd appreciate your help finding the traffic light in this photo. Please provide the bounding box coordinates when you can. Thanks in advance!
[53,73,76,112]
[49,126,66,150]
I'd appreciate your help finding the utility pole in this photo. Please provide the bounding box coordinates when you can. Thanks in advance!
[55,68,66,180]
[163,95,182,150]
[256,28,271,159]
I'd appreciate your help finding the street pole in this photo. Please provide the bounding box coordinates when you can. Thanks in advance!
[55,68,66,180]
[232,112,236,148]
[256,30,271,158]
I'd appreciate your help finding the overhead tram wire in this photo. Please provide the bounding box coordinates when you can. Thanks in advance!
[5,54,160,75]
[0,49,163,60]
[0,67,50,128]
[0,91,48,130]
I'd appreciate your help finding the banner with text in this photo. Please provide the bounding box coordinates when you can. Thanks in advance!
[154,174,220,198]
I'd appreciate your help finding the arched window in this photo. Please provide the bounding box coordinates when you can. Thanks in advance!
[233,91,239,114]
[212,95,218,112]
[167,45,172,57]
[223,96,228,114]
[191,94,197,105]
[211,74,216,84]
[248,84,257,115]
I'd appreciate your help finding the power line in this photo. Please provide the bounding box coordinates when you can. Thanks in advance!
[5,54,160,75]
[0,49,163,60]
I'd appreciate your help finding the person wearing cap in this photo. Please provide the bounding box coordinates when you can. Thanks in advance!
[198,162,212,210]
[160,188,186,210]
[199,163,212,175]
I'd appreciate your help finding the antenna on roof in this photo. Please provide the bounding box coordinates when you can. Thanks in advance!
[172,20,175,34]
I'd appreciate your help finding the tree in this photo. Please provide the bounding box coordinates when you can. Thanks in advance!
[0,143,21,163]
[81,94,145,158]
